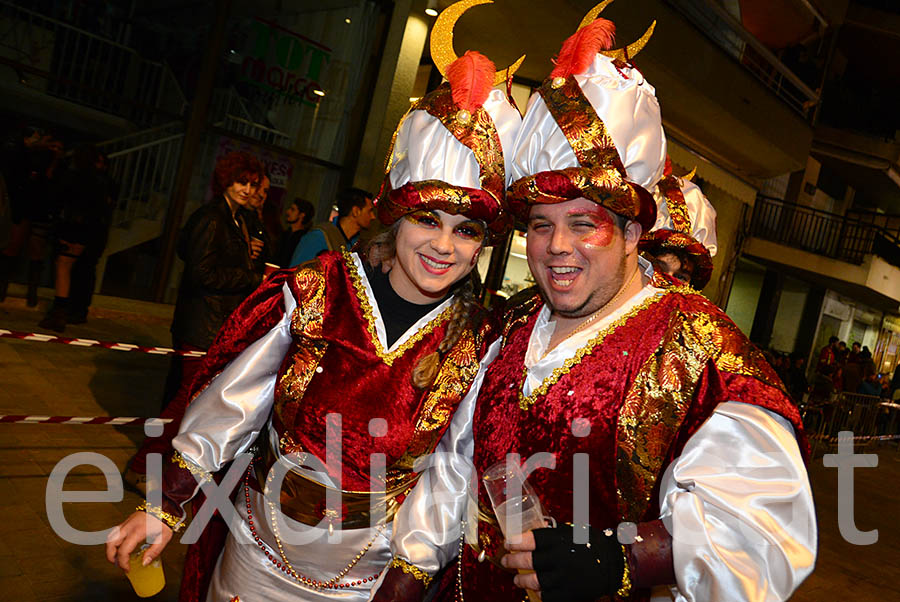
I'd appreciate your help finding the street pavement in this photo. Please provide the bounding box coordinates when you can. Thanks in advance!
[0,289,897,600]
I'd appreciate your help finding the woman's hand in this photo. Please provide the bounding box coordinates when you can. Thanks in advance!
[105,511,173,571]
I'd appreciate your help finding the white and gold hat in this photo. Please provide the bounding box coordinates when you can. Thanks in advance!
[506,2,665,231]
[375,0,523,243]
[640,160,718,288]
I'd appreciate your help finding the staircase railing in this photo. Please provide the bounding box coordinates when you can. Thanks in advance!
[0,0,184,124]
[210,87,293,148]
[97,122,185,226]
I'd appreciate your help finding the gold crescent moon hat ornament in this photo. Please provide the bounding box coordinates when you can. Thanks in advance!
[684,167,697,182]
[431,0,525,86]
[577,0,656,61]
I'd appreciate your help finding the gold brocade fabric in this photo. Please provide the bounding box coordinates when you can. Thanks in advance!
[539,75,622,173]
[415,333,479,432]
[615,300,788,521]
[615,316,707,521]
[275,252,492,486]
[656,174,692,234]
[274,265,329,421]
[392,320,492,472]
[378,83,505,205]
[503,75,645,221]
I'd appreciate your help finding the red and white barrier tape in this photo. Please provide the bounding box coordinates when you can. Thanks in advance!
[0,329,206,357]
[0,415,172,425]
[808,432,900,442]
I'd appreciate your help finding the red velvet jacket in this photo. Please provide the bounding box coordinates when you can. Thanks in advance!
[148,251,495,602]
[450,281,805,602]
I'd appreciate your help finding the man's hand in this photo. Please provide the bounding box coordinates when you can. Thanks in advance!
[503,525,626,602]
[105,511,173,572]
[249,238,264,260]
[502,530,541,591]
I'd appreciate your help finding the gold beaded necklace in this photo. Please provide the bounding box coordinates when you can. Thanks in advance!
[243,461,383,590]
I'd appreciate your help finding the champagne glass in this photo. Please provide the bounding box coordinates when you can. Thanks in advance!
[483,460,545,602]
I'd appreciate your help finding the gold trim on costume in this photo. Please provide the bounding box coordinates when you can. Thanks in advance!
[518,289,679,411]
[136,501,185,532]
[617,544,633,597]
[343,249,454,366]
[171,451,213,483]
[389,557,433,587]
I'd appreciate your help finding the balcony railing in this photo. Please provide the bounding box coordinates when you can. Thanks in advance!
[666,0,821,119]
[0,0,185,124]
[748,196,899,265]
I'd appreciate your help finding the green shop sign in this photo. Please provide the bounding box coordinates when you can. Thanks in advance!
[240,18,332,106]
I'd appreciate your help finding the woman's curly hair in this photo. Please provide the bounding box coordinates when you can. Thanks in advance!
[212,151,264,196]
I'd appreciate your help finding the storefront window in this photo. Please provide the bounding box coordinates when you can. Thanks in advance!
[499,230,534,297]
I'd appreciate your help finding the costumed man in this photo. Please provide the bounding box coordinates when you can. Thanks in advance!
[640,160,717,290]
[105,7,525,600]
[374,8,816,602]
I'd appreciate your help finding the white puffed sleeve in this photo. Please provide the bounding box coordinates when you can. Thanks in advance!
[172,282,296,472]
[386,339,502,574]
[658,401,816,602]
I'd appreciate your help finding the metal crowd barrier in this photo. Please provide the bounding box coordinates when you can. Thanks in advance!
[803,392,900,457]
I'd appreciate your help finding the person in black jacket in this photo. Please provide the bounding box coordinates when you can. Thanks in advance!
[124,152,266,491]
[164,150,265,409]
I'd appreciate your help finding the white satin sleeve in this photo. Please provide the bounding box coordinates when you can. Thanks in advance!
[386,338,502,574]
[658,401,817,602]
[172,282,296,472]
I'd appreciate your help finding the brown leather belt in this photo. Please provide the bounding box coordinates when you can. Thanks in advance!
[249,442,418,529]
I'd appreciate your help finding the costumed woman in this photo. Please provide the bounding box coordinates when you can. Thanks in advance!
[104,19,523,602]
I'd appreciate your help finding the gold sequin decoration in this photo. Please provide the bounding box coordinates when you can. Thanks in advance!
[389,557,433,586]
[617,544,633,597]
[343,249,453,366]
[136,501,185,532]
[615,295,788,521]
[275,264,330,419]
[518,291,671,411]
[171,450,212,483]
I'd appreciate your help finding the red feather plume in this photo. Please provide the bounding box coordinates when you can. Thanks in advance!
[550,18,616,79]
[446,50,496,112]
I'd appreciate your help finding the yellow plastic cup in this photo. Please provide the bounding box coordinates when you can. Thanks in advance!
[126,544,165,598]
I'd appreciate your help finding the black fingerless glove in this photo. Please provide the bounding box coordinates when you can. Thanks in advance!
[532,524,626,602]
